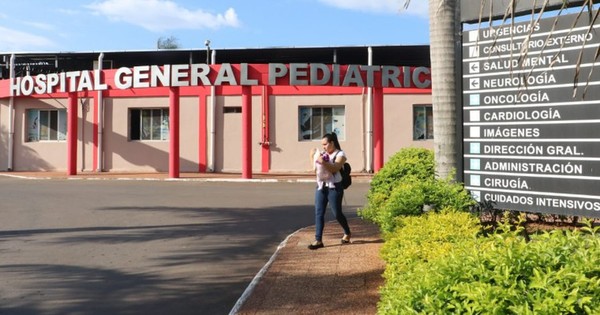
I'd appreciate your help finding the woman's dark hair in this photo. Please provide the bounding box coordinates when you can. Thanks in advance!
[323,133,342,150]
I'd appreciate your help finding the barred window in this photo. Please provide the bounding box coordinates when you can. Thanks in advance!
[26,109,67,142]
[413,105,433,140]
[298,106,345,141]
[130,108,169,140]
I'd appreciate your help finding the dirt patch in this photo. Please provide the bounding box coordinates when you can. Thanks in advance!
[477,211,600,234]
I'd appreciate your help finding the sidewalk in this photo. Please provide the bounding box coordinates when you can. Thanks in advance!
[0,171,373,183]
[231,217,385,315]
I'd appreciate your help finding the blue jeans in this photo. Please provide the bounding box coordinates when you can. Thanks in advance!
[314,183,351,242]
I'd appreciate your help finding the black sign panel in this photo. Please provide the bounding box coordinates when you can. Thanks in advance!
[466,158,600,178]
[462,10,600,218]
[464,104,600,122]
[464,141,600,158]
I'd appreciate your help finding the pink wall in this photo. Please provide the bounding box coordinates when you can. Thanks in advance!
[0,64,432,173]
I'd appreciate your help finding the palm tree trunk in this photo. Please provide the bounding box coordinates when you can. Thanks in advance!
[429,0,459,179]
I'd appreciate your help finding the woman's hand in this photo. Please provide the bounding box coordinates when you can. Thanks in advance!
[316,154,324,164]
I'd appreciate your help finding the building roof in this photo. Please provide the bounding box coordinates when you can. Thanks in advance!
[461,0,587,23]
[1,45,430,79]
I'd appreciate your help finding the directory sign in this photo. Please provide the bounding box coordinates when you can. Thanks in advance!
[462,11,600,218]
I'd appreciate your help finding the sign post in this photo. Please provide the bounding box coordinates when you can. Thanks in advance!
[462,11,600,218]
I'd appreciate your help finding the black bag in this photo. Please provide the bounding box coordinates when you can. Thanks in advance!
[334,151,352,189]
[339,162,352,189]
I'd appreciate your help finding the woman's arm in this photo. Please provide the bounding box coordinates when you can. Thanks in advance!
[309,148,317,170]
[321,154,345,173]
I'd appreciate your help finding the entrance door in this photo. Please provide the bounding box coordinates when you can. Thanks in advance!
[215,104,242,172]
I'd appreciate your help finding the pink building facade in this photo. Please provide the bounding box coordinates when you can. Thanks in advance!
[0,46,433,178]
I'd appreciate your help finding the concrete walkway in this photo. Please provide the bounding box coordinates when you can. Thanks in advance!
[232,217,385,315]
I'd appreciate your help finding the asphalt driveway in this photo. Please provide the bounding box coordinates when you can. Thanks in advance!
[0,177,369,315]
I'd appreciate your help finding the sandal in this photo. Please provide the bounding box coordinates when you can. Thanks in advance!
[308,241,324,250]
[341,234,351,244]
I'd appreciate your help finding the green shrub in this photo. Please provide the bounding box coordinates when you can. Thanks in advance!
[358,148,435,226]
[425,176,476,212]
[369,148,435,196]
[375,179,426,233]
[378,214,600,314]
[372,177,476,234]
[359,150,475,234]
[379,210,482,313]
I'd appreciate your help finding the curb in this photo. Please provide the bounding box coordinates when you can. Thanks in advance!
[228,227,305,315]
[0,173,343,184]
[0,173,53,180]
[0,173,292,183]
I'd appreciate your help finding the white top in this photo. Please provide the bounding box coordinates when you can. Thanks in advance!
[314,149,346,190]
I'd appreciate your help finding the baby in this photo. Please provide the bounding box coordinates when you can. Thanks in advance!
[313,149,332,181]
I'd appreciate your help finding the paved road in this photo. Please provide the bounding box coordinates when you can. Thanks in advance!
[0,177,369,315]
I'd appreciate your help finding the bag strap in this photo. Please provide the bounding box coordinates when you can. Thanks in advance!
[332,150,341,174]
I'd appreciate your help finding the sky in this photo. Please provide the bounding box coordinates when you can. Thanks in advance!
[0,0,430,52]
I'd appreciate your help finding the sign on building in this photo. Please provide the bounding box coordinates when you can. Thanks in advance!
[462,10,600,218]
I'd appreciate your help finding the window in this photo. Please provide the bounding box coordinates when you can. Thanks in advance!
[26,109,67,142]
[224,106,242,114]
[298,106,345,141]
[413,105,433,140]
[129,108,169,140]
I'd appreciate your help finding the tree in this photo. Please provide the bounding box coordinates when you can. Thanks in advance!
[428,0,459,179]
[403,0,459,179]
[407,0,594,180]
[157,36,180,49]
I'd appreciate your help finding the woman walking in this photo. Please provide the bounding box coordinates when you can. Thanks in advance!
[308,133,351,250]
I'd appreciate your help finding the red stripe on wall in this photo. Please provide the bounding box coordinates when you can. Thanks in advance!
[169,87,180,178]
[241,86,252,179]
[92,93,98,171]
[67,93,78,175]
[198,91,207,172]
[261,86,270,173]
